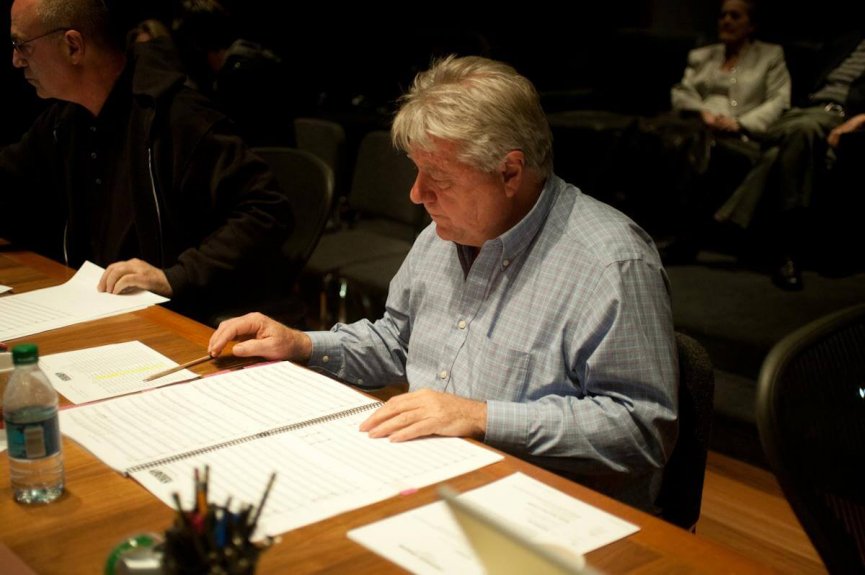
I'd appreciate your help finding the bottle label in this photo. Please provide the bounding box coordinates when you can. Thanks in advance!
[4,409,61,460]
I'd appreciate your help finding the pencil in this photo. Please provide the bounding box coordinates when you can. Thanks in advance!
[143,354,215,382]
[249,472,277,534]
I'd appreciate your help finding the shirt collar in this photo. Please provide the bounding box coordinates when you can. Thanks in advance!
[496,175,559,262]
[455,175,560,274]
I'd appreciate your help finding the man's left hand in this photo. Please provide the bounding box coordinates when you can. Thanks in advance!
[359,388,487,442]
[97,258,172,296]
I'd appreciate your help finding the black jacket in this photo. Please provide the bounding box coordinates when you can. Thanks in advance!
[0,39,292,319]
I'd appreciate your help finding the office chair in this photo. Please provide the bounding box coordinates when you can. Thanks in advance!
[207,147,334,328]
[253,147,335,268]
[293,117,348,202]
[756,303,865,573]
[656,332,715,532]
[304,129,423,325]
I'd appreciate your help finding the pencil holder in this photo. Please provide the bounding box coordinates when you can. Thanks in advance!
[160,466,277,575]
[161,503,272,575]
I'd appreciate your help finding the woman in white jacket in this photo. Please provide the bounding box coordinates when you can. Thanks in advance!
[671,0,790,137]
[660,0,792,265]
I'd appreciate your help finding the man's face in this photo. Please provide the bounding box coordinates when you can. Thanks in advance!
[408,139,512,247]
[10,0,73,99]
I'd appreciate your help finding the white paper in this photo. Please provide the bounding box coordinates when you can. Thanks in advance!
[131,411,502,538]
[60,361,382,472]
[0,284,11,294]
[40,341,197,404]
[0,261,168,341]
[348,472,639,575]
[60,361,503,538]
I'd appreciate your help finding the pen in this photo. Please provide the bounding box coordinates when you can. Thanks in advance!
[143,354,215,382]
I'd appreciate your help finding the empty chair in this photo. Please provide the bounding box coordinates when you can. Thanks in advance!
[304,129,423,325]
[253,147,335,268]
[656,332,715,532]
[337,251,411,324]
[207,147,334,328]
[293,117,349,202]
[756,303,865,573]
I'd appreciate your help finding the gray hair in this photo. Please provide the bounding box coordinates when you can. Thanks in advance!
[392,55,553,178]
[37,0,118,50]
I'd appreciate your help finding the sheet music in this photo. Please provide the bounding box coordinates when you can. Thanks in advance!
[0,261,168,341]
[60,361,381,472]
[348,472,639,575]
[131,410,501,537]
[40,341,197,404]
[60,360,503,537]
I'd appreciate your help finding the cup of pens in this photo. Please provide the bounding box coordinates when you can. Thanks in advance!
[108,466,276,575]
[164,466,276,575]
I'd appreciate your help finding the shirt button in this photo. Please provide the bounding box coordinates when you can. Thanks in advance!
[90,152,97,159]
[730,77,737,84]
[730,99,738,107]
[94,178,102,185]
[439,370,448,380]
[89,126,97,133]
[457,319,466,330]
[357,378,364,386]
[322,355,329,363]
[502,259,510,268]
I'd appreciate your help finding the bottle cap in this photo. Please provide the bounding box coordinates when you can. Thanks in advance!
[12,343,39,365]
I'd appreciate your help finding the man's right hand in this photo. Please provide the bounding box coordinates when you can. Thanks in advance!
[208,312,312,363]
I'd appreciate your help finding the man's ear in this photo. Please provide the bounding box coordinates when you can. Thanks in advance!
[64,30,85,64]
[501,150,525,197]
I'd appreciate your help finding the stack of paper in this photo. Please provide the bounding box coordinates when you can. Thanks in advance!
[0,261,168,341]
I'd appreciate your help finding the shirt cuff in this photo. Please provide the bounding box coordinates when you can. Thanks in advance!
[306,330,345,374]
[484,399,530,450]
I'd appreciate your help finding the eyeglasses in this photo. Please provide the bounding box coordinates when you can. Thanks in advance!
[11,27,70,54]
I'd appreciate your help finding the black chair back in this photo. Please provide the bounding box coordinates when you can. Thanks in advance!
[253,147,335,267]
[657,332,715,531]
[757,303,865,573]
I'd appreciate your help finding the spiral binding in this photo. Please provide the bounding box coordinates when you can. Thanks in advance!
[125,401,381,475]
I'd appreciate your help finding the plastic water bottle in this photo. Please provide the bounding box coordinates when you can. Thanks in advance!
[3,343,65,504]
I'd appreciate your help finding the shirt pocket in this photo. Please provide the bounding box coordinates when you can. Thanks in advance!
[475,341,532,401]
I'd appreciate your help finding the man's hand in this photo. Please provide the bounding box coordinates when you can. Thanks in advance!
[98,258,172,296]
[828,113,865,148]
[359,388,487,442]
[208,312,312,362]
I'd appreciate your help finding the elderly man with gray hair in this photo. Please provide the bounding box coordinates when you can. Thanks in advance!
[209,55,678,513]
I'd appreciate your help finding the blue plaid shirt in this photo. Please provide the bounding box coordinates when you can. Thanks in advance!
[308,175,678,512]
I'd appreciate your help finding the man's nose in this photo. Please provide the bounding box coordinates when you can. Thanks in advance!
[12,50,27,69]
[409,175,431,205]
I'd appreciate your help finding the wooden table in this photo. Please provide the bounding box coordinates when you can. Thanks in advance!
[0,247,774,574]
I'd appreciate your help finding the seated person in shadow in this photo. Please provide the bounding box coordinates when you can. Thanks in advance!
[125,18,170,47]
[0,0,292,325]
[209,55,679,514]
[659,0,790,264]
[714,28,865,290]
[171,0,300,146]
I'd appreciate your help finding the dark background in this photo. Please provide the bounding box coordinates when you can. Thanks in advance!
[2,0,864,145]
